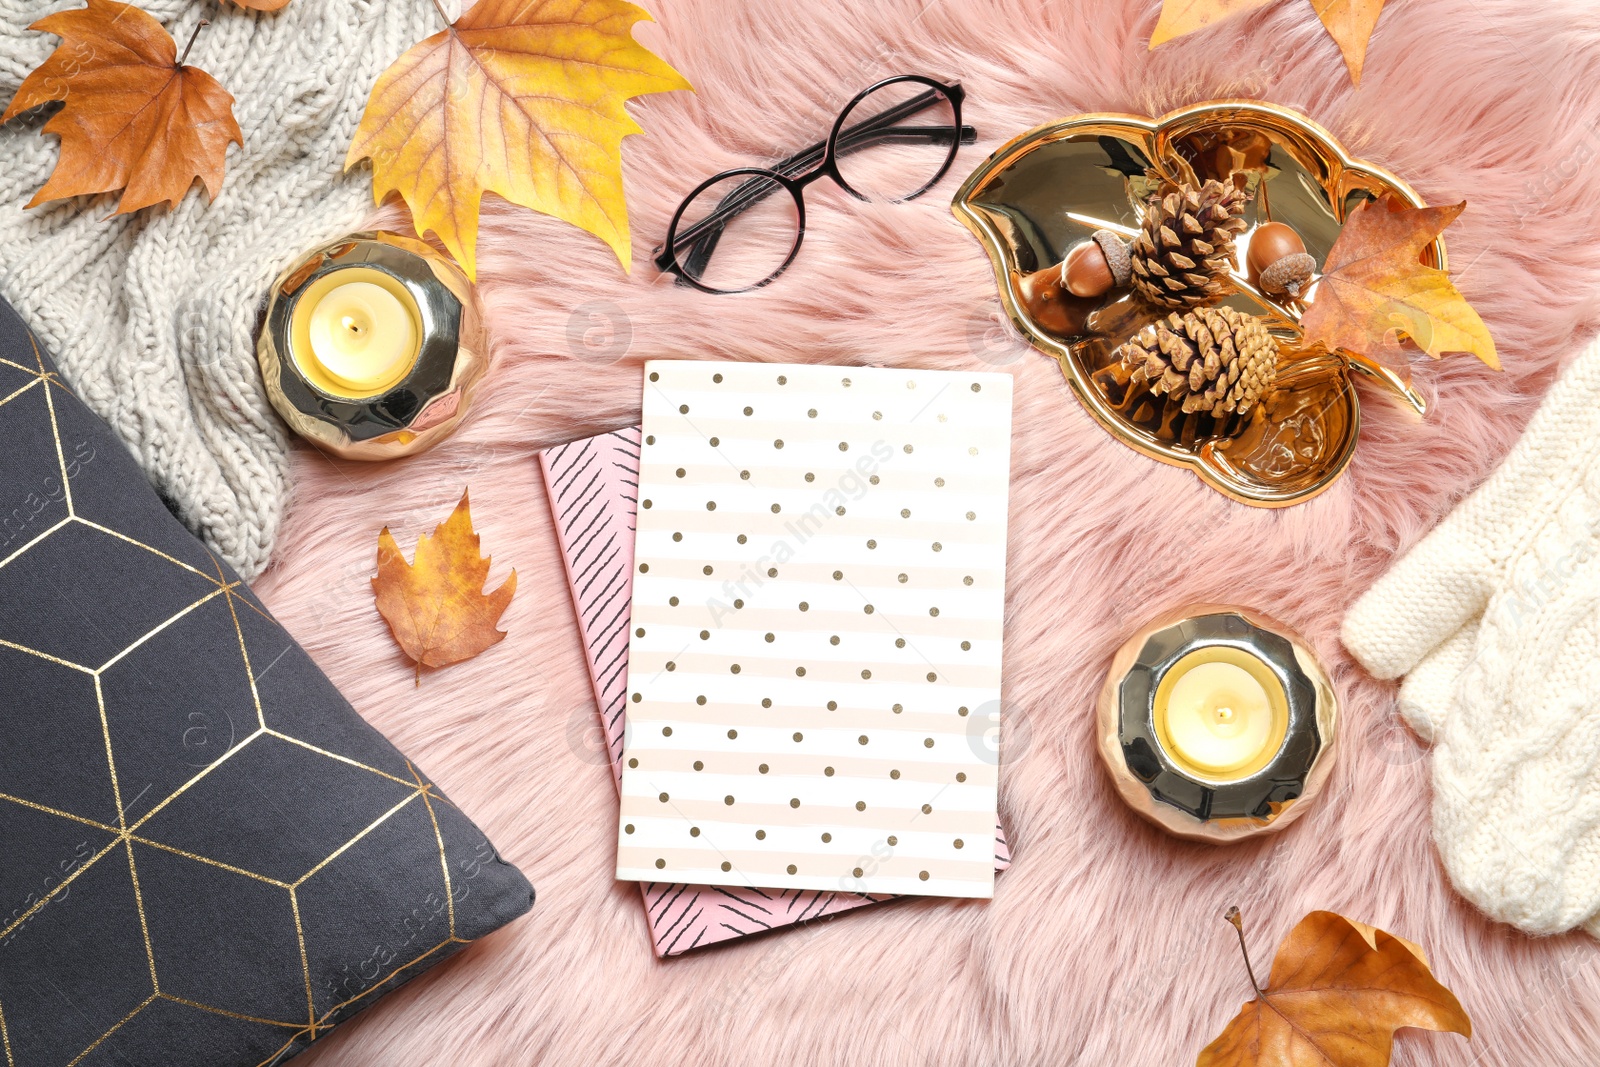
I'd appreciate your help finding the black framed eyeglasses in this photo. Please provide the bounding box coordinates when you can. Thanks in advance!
[653,75,975,294]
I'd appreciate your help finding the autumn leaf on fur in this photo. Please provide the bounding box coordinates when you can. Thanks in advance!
[1198,907,1471,1067]
[1299,193,1497,372]
[345,0,691,281]
[1150,0,1386,84]
[373,490,516,684]
[1,1,242,213]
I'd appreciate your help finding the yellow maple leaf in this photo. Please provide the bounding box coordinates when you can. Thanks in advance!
[1150,0,1387,85]
[345,0,691,280]
[1299,193,1497,371]
[372,490,516,684]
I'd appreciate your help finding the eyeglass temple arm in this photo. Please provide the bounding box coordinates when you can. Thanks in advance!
[655,90,975,273]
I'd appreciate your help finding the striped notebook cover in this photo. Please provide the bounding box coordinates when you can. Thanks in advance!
[539,426,1011,956]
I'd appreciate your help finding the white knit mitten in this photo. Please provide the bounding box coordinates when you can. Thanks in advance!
[1344,336,1600,937]
[0,1,436,577]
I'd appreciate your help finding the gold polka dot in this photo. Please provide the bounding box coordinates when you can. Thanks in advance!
[696,695,707,705]
[725,795,736,805]
[895,638,905,648]
[761,698,772,708]
[642,500,652,509]
[903,444,914,454]
[890,769,900,779]
[919,870,929,881]
[759,763,769,774]
[756,830,767,840]
[935,477,945,487]
[645,435,655,445]
[678,404,689,414]
[954,839,964,849]
[927,672,937,682]
[778,375,788,385]
[690,826,701,837]
[733,598,744,608]
[958,706,969,716]
[625,823,635,833]
[969,447,979,456]
[838,441,849,452]
[924,738,934,748]
[774,439,784,449]
[824,766,835,776]
[631,693,641,703]
[869,475,879,485]
[700,630,710,640]
[628,758,638,768]
[932,541,942,552]
[821,832,832,842]
[860,669,871,680]
[703,565,714,575]
[743,406,753,416]
[635,624,646,636]
[842,377,852,387]
[767,567,778,578]
[693,760,704,770]
[929,607,940,617]
[713,372,723,382]
[706,501,716,511]
[966,511,976,521]
[826,700,837,710]
[897,573,908,583]
[790,798,801,808]
[799,601,809,611]
[864,604,874,614]
[858,734,869,745]
[656,858,666,869]
[765,632,775,643]
[658,792,669,802]
[921,803,933,814]
[833,570,843,580]
[855,801,866,811]
[771,503,781,514]
[793,732,803,742]
[638,562,649,573]
[901,508,910,518]
[649,372,659,381]
[737,535,748,545]
[887,835,897,846]
[675,467,685,478]
[808,408,818,418]
[866,539,877,549]
[787,864,798,875]
[662,726,672,736]
[852,866,864,878]
[721,861,732,872]
[892,703,903,713]
[971,382,982,392]
[740,470,750,480]
[872,410,882,420]
[727,729,738,739]
[956,772,967,783]
[795,666,806,677]
[830,636,840,646]
[731,664,741,674]
[710,436,720,446]
[805,472,816,482]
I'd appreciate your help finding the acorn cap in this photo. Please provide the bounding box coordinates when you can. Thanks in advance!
[1092,229,1132,288]
[1259,252,1316,298]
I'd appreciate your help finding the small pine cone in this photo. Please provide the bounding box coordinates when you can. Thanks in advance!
[1129,178,1250,309]
[1116,305,1278,418]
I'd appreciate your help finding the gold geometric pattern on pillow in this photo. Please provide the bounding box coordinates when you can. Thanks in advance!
[0,337,471,1067]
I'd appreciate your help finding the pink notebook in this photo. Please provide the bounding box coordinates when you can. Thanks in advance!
[539,426,1011,957]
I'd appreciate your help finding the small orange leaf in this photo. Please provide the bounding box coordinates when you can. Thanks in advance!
[345,0,691,280]
[372,490,516,684]
[1200,910,1471,1067]
[1149,0,1389,85]
[2,1,243,214]
[224,0,292,10]
[1299,193,1497,371]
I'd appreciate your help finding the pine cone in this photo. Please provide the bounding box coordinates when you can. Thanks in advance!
[1129,179,1250,308]
[1116,306,1277,417]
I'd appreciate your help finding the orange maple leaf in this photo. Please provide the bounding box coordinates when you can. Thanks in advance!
[1299,193,1497,371]
[1199,908,1471,1067]
[1151,0,1386,85]
[372,490,517,684]
[345,0,691,281]
[1,1,243,214]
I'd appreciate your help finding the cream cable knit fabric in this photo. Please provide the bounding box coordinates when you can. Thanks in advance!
[0,0,437,577]
[1344,335,1600,938]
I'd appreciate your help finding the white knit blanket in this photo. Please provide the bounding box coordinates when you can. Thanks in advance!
[0,0,436,578]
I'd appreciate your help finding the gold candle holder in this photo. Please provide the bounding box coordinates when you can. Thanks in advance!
[1096,604,1337,844]
[257,232,488,461]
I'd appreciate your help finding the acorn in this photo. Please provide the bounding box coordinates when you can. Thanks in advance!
[1246,222,1316,299]
[1062,229,1133,298]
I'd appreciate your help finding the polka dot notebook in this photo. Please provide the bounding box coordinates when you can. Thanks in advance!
[616,361,1012,899]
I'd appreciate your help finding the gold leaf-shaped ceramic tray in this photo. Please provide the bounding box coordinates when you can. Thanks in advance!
[952,100,1442,506]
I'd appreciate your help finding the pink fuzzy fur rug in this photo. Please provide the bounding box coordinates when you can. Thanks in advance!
[254,0,1600,1063]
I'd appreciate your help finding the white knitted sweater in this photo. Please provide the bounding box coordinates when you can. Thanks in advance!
[0,0,436,577]
[1344,336,1600,937]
